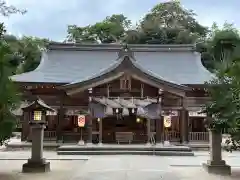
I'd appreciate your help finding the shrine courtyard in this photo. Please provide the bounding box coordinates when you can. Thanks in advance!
[0,150,239,180]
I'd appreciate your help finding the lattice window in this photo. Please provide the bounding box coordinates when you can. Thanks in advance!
[120,76,131,90]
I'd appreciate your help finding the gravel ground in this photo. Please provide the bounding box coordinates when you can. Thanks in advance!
[0,151,240,180]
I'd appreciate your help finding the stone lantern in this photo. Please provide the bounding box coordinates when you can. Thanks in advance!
[22,98,55,173]
[202,116,231,175]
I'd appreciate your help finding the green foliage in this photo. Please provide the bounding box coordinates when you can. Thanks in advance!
[66,1,208,45]
[3,35,51,74]
[203,32,240,150]
[198,22,240,71]
[0,23,20,145]
[204,58,240,151]
[67,14,131,43]
[140,0,208,37]
[0,0,26,16]
[15,36,49,73]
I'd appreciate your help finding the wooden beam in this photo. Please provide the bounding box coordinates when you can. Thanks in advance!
[66,72,125,95]
[131,74,186,97]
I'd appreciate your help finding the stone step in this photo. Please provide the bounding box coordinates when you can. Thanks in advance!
[57,150,194,156]
[58,146,192,152]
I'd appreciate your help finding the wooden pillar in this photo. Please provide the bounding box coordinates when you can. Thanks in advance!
[146,118,151,143]
[155,88,164,143]
[56,93,65,142]
[99,118,103,144]
[87,117,93,144]
[155,117,163,143]
[88,88,93,144]
[181,109,189,143]
[181,98,189,143]
[21,111,30,141]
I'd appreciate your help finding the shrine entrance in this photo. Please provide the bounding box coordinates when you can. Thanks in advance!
[102,115,148,144]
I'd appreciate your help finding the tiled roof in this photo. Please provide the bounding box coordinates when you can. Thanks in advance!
[11,43,214,85]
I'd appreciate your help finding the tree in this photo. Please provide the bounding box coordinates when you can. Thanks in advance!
[204,57,240,151]
[15,36,50,73]
[136,0,208,44]
[67,14,131,43]
[1,35,50,74]
[199,22,240,71]
[0,0,26,16]
[203,30,240,151]
[0,23,20,145]
[66,2,209,45]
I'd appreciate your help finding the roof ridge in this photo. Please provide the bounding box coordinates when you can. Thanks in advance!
[47,43,196,52]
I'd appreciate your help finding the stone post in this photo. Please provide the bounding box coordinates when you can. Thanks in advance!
[202,129,231,175]
[22,122,50,173]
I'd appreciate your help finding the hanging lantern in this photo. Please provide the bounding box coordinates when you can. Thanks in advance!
[136,117,141,123]
[77,115,86,127]
[164,115,171,128]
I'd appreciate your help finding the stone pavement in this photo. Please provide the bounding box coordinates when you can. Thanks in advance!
[0,151,240,179]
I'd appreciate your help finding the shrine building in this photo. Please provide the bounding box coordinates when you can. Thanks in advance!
[11,43,213,144]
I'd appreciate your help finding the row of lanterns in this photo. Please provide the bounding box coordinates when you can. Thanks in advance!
[33,111,172,128]
[75,114,172,128]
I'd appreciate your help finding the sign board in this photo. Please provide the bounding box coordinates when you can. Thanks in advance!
[189,111,206,117]
[77,115,85,127]
[164,115,171,128]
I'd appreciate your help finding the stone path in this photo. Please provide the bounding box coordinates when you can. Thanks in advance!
[0,151,240,179]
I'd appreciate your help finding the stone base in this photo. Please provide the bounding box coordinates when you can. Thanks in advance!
[163,141,170,146]
[78,140,85,146]
[22,159,50,173]
[202,160,231,175]
[145,142,152,146]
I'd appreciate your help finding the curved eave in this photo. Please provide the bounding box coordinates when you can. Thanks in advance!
[129,57,189,91]
[61,56,189,97]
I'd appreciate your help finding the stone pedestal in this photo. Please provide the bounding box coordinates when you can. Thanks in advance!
[78,140,85,146]
[163,141,170,146]
[22,123,50,173]
[22,158,50,173]
[202,130,231,175]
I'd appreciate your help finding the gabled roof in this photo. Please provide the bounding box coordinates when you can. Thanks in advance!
[22,98,55,112]
[62,50,189,96]
[10,43,214,87]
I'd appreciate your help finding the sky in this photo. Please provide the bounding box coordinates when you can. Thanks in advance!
[1,0,239,41]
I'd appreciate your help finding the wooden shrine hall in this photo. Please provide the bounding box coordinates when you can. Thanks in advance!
[11,43,213,144]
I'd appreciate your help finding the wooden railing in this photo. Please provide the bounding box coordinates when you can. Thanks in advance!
[189,132,209,142]
[166,131,180,141]
[43,130,209,143]
[44,131,57,141]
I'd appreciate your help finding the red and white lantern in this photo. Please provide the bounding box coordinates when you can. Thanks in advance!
[77,115,85,127]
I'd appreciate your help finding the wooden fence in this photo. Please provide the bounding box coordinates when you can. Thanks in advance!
[189,132,209,142]
[43,130,210,142]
